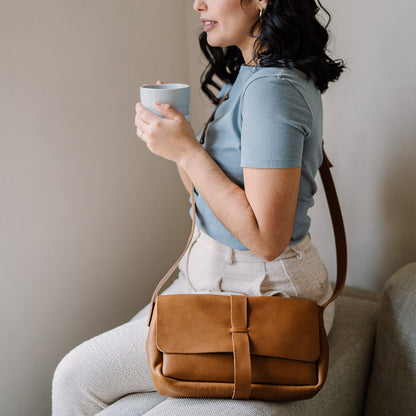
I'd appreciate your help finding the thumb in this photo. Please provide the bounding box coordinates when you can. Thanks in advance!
[154,101,182,120]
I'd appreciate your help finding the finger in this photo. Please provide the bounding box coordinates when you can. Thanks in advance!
[135,115,148,131]
[136,103,163,123]
[154,102,182,121]
[136,127,147,141]
[135,111,149,124]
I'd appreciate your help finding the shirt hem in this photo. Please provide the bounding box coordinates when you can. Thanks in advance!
[240,158,302,169]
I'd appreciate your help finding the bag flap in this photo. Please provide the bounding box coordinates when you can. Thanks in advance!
[156,294,321,362]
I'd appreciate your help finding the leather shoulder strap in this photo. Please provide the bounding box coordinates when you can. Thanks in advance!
[317,146,347,308]
[147,87,347,325]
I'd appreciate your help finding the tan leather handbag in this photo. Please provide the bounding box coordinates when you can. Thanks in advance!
[146,89,347,401]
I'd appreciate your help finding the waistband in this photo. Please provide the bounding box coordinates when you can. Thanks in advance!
[191,226,312,264]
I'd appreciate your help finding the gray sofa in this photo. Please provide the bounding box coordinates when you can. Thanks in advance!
[98,263,416,416]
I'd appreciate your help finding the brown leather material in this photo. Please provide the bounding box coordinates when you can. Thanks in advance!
[162,353,317,385]
[318,145,347,309]
[155,295,320,362]
[146,295,328,401]
[146,294,327,401]
[231,332,252,399]
[145,85,346,401]
[230,296,251,399]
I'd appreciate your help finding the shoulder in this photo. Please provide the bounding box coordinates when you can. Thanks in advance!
[240,67,322,124]
[242,67,316,102]
[242,68,314,118]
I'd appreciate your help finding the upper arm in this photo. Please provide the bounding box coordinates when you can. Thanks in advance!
[243,167,301,257]
[240,76,312,257]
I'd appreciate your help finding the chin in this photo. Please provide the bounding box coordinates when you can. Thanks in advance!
[206,36,231,49]
[207,41,222,47]
[206,38,222,48]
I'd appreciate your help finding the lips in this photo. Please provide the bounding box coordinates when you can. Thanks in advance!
[200,18,217,25]
[201,18,218,32]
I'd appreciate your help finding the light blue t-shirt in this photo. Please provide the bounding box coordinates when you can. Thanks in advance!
[190,64,323,250]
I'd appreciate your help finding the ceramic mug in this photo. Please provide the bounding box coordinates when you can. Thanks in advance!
[140,83,190,121]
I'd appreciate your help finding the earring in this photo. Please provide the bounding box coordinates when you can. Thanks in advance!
[259,9,264,19]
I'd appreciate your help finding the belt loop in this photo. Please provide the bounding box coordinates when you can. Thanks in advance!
[194,226,201,239]
[291,246,303,259]
[225,246,233,265]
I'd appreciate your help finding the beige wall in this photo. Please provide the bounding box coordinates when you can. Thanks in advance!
[1,1,191,414]
[308,0,416,291]
[1,0,415,414]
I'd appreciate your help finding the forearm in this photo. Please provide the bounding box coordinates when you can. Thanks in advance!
[177,164,193,195]
[135,82,297,260]
[180,146,268,258]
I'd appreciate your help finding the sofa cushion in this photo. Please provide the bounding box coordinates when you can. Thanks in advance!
[97,392,166,415]
[364,262,416,416]
[339,285,381,303]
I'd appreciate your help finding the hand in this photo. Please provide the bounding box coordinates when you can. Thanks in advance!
[135,82,200,166]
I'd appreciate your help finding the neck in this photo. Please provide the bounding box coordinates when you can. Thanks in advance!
[240,41,256,66]
[245,57,255,66]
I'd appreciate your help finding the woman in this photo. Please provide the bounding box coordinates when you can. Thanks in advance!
[52,0,345,414]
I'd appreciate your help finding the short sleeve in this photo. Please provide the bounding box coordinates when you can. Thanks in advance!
[240,76,313,169]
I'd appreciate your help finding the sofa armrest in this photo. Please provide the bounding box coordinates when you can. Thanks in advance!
[364,262,416,416]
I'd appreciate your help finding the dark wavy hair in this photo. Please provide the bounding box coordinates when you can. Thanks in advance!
[199,0,346,104]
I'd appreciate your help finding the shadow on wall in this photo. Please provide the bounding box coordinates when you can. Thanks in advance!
[380,126,416,282]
